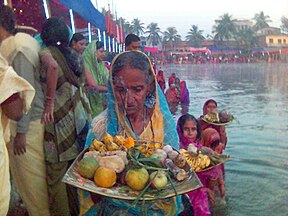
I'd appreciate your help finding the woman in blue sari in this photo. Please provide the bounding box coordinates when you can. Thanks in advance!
[79,50,183,215]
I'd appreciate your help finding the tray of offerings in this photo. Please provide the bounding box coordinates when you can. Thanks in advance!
[63,134,202,200]
[179,145,230,173]
[201,111,234,126]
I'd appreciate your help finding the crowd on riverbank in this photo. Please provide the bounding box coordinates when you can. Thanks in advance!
[152,51,284,65]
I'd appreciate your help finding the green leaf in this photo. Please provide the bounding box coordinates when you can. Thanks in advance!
[138,157,162,163]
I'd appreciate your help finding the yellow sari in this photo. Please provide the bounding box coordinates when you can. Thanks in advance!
[0,54,34,216]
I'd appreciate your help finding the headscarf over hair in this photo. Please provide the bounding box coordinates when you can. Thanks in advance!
[82,40,109,117]
[203,99,217,115]
[177,114,201,149]
[201,128,220,148]
[180,81,189,105]
[83,40,108,85]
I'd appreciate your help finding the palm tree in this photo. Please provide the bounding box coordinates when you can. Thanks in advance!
[236,27,257,54]
[253,11,271,31]
[213,13,236,43]
[120,18,133,34]
[145,22,162,47]
[281,16,288,34]
[131,18,145,36]
[186,25,205,47]
[163,27,181,50]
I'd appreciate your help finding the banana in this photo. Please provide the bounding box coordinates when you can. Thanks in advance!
[113,135,125,146]
[103,133,114,145]
[93,139,105,149]
[106,142,120,151]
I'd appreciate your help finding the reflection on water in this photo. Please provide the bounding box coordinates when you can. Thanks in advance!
[162,63,288,216]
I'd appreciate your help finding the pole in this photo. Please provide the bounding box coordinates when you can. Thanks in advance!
[88,22,92,43]
[98,29,101,41]
[69,9,75,34]
[112,38,115,52]
[42,0,50,19]
[103,31,107,50]
[108,36,111,52]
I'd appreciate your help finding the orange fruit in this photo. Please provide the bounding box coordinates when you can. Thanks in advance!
[94,166,117,188]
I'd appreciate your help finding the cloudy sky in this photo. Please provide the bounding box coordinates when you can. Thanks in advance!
[96,0,288,38]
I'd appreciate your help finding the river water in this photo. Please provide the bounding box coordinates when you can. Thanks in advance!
[161,63,288,216]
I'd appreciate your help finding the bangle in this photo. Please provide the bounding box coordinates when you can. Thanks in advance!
[46,96,54,101]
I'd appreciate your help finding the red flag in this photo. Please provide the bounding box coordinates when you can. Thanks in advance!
[105,5,111,35]
[116,24,120,43]
[119,18,123,43]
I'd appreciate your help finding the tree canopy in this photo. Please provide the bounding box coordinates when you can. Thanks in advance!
[186,25,205,47]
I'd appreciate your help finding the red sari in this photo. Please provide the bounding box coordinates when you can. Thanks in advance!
[156,70,166,92]
[199,99,227,147]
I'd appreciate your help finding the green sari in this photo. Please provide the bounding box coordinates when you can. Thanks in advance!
[83,41,109,117]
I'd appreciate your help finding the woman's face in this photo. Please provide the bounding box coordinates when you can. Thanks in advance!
[72,39,87,53]
[205,101,217,114]
[182,120,198,141]
[97,48,105,61]
[113,67,150,117]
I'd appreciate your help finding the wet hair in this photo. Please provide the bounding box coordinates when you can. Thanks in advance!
[112,51,154,85]
[96,41,104,50]
[41,17,70,47]
[204,99,217,108]
[178,114,201,140]
[0,5,16,34]
[69,33,85,47]
[125,34,140,46]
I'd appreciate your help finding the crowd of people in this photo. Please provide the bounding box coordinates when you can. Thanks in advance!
[0,5,229,216]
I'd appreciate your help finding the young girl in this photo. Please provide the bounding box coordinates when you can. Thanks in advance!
[177,114,218,216]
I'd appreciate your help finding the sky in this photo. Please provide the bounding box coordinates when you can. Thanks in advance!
[96,0,288,38]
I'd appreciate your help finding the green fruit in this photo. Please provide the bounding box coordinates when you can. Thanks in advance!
[78,157,99,179]
[125,168,149,191]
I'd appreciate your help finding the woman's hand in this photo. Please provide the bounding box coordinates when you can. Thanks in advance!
[13,133,26,155]
[205,187,216,206]
[219,184,226,198]
[41,97,54,124]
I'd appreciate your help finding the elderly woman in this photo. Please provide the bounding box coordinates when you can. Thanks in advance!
[79,51,182,215]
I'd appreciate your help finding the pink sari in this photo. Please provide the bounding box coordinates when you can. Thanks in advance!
[177,118,216,216]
